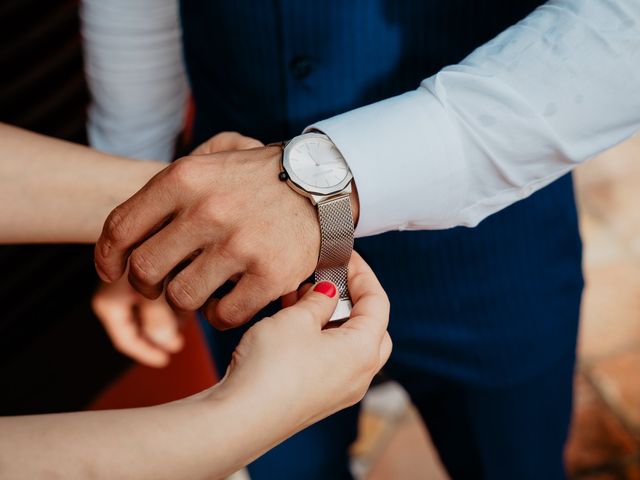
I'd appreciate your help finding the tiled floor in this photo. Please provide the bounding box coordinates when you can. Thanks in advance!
[351,136,640,479]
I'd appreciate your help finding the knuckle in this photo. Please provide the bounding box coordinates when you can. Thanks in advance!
[381,334,393,362]
[216,298,248,327]
[128,250,159,285]
[259,262,282,282]
[352,381,371,405]
[289,305,316,324]
[300,308,319,325]
[249,257,285,286]
[381,294,391,314]
[339,376,370,407]
[215,131,239,147]
[347,384,370,405]
[166,278,201,311]
[169,157,196,187]
[207,134,225,151]
[192,198,228,226]
[349,270,369,292]
[102,207,128,247]
[228,232,257,260]
[302,297,327,320]
[216,243,239,265]
[354,337,380,374]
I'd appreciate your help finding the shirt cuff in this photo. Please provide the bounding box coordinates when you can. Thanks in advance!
[307,89,467,237]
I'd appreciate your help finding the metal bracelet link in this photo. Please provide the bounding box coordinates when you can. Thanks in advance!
[315,194,354,302]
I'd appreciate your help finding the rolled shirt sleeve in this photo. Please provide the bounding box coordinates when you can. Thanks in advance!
[81,0,187,162]
[311,0,640,237]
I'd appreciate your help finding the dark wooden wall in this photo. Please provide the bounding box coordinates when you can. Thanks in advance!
[0,0,130,415]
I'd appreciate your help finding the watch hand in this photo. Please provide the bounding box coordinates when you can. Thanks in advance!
[304,144,320,166]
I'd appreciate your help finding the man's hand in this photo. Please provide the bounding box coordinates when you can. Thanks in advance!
[95,132,330,329]
[190,131,263,156]
[92,276,187,368]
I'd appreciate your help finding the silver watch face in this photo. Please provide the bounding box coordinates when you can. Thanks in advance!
[283,133,352,196]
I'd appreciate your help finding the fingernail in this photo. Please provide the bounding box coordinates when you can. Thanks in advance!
[150,327,175,347]
[313,281,337,298]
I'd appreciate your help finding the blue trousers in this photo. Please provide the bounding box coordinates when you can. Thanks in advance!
[202,175,582,479]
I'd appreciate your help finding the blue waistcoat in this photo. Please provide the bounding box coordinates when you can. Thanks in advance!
[180,0,583,387]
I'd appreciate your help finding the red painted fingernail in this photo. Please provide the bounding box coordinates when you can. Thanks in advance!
[313,281,337,298]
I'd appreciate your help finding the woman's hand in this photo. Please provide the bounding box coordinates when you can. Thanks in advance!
[92,276,186,367]
[0,251,390,480]
[210,251,392,433]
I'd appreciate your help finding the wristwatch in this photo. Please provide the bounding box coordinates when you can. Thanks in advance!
[280,132,355,321]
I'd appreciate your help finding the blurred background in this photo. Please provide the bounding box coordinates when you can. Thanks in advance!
[1,1,638,479]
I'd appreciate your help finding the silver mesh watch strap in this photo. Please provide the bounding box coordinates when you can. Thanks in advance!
[315,194,354,321]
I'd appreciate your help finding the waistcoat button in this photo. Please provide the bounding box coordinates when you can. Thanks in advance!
[290,55,313,79]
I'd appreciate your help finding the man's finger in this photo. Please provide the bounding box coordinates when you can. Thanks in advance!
[166,248,242,311]
[281,291,298,309]
[127,218,207,299]
[95,169,177,283]
[281,282,312,308]
[210,273,281,329]
[297,283,313,298]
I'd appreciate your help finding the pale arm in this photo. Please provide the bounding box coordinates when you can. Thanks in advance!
[0,124,164,243]
[0,387,289,480]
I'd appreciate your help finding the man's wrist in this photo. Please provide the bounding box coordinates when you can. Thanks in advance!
[301,129,359,230]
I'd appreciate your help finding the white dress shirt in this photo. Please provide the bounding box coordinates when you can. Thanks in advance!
[82,0,640,237]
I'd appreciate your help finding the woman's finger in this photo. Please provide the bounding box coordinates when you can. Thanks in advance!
[275,281,340,329]
[138,296,184,353]
[377,331,393,370]
[343,252,390,336]
[92,289,169,367]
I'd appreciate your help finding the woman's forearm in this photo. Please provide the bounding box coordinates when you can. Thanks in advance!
[0,123,164,244]
[0,384,301,480]
[0,245,391,479]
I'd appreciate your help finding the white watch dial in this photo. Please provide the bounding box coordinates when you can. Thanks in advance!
[288,136,350,189]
